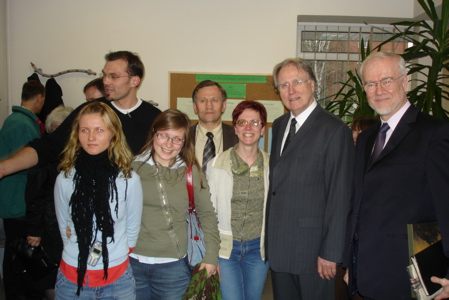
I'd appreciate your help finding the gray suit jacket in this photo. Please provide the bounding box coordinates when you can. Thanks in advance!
[266,104,354,275]
[190,122,238,152]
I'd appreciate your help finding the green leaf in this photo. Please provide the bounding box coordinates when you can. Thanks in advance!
[323,0,449,121]
[183,264,222,300]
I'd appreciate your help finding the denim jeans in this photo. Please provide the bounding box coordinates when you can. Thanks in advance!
[218,237,269,300]
[54,264,136,299]
[130,256,191,300]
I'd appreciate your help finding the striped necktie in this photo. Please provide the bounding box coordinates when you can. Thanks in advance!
[202,132,215,172]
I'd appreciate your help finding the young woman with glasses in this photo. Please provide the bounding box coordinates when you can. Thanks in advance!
[130,109,219,299]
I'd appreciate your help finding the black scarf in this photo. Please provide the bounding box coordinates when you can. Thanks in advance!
[70,149,119,296]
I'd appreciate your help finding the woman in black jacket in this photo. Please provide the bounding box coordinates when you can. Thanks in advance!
[25,105,73,300]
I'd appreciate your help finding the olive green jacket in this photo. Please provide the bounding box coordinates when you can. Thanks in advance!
[132,157,220,265]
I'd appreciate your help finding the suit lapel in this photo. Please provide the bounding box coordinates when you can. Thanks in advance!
[191,123,198,144]
[364,125,379,170]
[222,123,236,150]
[367,105,418,169]
[273,114,290,161]
[280,105,322,157]
[378,107,417,158]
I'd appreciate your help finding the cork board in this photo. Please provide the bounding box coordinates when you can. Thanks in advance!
[169,72,285,152]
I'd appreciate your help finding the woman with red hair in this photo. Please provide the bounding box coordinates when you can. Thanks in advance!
[207,100,270,300]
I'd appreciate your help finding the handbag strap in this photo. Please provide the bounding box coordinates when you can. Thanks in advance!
[186,165,195,210]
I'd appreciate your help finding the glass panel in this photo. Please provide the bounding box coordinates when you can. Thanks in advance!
[307,60,360,102]
[297,23,409,101]
[301,31,406,53]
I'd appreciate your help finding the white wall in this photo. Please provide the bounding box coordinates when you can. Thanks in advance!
[414,0,442,18]
[4,0,414,122]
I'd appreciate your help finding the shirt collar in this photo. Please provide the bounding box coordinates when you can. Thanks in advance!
[290,100,317,127]
[197,122,222,136]
[381,101,411,132]
[134,150,186,169]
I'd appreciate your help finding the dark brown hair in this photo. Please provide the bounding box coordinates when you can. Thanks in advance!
[83,78,106,97]
[22,80,45,101]
[350,116,379,132]
[104,51,144,85]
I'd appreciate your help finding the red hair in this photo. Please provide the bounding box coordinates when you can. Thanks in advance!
[232,101,267,127]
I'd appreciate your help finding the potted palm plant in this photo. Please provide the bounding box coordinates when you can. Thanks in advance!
[324,0,449,122]
[321,40,374,123]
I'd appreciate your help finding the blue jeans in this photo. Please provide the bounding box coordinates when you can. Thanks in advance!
[130,256,191,300]
[54,264,136,299]
[218,237,269,300]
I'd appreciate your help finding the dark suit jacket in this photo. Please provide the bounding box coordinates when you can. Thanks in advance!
[191,122,238,152]
[266,104,354,275]
[344,105,449,300]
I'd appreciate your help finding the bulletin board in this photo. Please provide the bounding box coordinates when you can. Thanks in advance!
[169,72,285,152]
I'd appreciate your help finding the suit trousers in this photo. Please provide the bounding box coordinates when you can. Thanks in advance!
[271,269,335,299]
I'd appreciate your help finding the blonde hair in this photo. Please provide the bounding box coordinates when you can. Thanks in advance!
[45,105,74,133]
[59,101,133,178]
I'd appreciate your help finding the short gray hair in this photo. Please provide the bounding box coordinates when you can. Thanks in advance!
[273,58,317,87]
[45,105,74,133]
[359,51,407,82]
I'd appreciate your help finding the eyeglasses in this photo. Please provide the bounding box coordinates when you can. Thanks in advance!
[277,79,310,92]
[155,132,185,145]
[236,119,262,127]
[363,74,406,92]
[101,73,132,80]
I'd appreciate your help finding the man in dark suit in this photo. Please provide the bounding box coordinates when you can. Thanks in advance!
[190,80,238,171]
[344,51,449,300]
[266,58,354,299]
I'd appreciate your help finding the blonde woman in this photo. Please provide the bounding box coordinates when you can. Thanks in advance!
[54,101,143,299]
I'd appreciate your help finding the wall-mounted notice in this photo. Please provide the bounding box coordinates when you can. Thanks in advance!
[195,74,266,84]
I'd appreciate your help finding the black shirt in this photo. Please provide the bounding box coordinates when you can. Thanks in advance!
[28,98,161,166]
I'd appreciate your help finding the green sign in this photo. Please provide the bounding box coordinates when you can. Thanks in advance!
[221,83,246,98]
[196,74,266,84]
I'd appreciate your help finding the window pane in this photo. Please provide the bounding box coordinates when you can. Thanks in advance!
[297,23,408,102]
[301,31,406,53]
[307,60,360,102]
